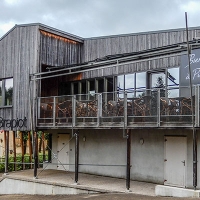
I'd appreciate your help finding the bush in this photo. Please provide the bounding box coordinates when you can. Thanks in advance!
[0,154,48,172]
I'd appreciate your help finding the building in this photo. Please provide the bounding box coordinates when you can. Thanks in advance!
[1,23,200,189]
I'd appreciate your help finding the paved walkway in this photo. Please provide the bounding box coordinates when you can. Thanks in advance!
[2,169,156,196]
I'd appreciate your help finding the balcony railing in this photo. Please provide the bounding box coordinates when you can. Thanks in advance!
[37,86,200,128]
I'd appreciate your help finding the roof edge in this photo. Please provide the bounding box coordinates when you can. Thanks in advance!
[84,26,200,40]
[0,23,84,43]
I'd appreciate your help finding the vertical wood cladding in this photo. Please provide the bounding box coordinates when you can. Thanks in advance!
[82,28,200,79]
[40,30,82,67]
[0,25,40,130]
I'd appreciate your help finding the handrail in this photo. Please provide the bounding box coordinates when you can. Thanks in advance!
[37,87,198,128]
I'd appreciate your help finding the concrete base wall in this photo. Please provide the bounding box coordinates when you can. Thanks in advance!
[0,178,95,195]
[47,128,200,188]
[155,185,200,197]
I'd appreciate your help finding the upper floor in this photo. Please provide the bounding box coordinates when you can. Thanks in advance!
[1,23,200,130]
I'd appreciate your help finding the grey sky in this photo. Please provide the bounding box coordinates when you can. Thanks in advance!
[1,0,200,38]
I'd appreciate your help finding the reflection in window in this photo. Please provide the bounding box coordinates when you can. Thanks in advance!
[117,72,147,98]
[117,75,124,98]
[0,78,13,106]
[117,75,124,91]
[136,72,146,89]
[136,72,146,97]
[125,74,134,98]
[167,67,179,97]
[151,72,166,88]
[5,78,13,106]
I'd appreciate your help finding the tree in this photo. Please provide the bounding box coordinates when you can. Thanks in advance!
[5,87,13,105]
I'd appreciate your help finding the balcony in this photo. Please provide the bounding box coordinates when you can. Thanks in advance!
[37,86,200,129]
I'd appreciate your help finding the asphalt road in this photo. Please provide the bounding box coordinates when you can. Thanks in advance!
[0,193,198,200]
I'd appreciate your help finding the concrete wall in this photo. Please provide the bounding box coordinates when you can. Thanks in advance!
[0,178,94,195]
[46,128,200,188]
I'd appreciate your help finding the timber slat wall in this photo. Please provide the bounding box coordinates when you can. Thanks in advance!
[82,28,200,79]
[0,25,40,130]
[40,30,83,67]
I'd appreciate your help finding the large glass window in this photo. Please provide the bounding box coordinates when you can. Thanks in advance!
[117,72,146,98]
[0,78,13,107]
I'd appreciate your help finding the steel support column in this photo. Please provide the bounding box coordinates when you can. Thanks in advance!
[34,131,38,178]
[48,133,52,163]
[193,128,197,189]
[126,129,131,190]
[13,131,16,171]
[4,131,9,174]
[75,130,79,184]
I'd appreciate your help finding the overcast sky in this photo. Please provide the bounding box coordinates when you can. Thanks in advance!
[1,0,200,38]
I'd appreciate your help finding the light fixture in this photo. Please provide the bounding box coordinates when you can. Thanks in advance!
[140,138,144,145]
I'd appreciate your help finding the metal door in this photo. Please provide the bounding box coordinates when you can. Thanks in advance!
[164,136,187,187]
[57,134,70,171]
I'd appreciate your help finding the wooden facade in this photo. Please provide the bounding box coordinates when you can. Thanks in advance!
[0,23,83,131]
[1,23,200,131]
[2,23,200,190]
[82,28,200,79]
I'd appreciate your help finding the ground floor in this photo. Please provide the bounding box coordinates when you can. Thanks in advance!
[45,128,200,189]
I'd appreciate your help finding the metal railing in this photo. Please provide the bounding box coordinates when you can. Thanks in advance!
[37,86,200,128]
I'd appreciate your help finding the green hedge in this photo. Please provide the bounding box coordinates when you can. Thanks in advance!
[0,154,47,172]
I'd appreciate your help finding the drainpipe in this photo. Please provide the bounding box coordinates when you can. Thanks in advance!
[126,129,131,191]
[75,130,79,184]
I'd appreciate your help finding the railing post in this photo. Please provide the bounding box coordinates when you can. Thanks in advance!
[72,95,76,127]
[53,97,56,126]
[157,89,160,127]
[48,133,52,163]
[97,93,102,127]
[124,91,127,129]
[36,97,40,127]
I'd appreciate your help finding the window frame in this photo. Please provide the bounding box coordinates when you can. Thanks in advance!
[0,78,13,108]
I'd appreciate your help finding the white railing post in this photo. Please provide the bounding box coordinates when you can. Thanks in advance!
[157,89,160,127]
[124,91,127,128]
[72,95,76,127]
[97,93,102,127]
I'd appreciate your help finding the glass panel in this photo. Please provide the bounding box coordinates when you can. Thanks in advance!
[73,82,78,95]
[5,78,13,106]
[0,81,2,106]
[136,72,146,89]
[125,74,134,90]
[151,73,165,88]
[107,78,113,92]
[81,81,86,94]
[167,68,179,87]
[98,79,104,93]
[89,80,95,99]
[167,68,179,98]
[117,75,124,91]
